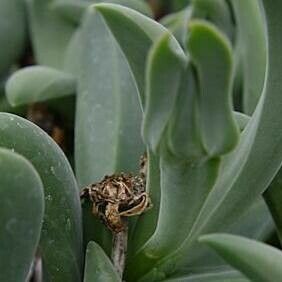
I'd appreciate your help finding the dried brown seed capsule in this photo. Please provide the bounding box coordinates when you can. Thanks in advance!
[81,169,151,233]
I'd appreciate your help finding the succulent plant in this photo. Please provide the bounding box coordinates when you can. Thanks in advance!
[1,0,282,281]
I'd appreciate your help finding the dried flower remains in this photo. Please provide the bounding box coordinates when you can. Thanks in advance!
[81,155,151,233]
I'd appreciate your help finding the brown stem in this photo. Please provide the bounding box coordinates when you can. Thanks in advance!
[111,224,128,279]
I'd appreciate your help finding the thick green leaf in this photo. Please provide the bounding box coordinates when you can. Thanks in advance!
[0,75,26,114]
[0,93,26,115]
[0,113,82,282]
[6,66,76,106]
[126,155,219,281]
[264,167,282,242]
[170,0,191,12]
[27,0,75,69]
[76,6,144,186]
[76,6,144,254]
[83,241,121,282]
[64,25,84,76]
[0,148,44,282]
[139,0,282,277]
[52,0,152,25]
[0,0,27,75]
[191,0,234,41]
[187,20,239,156]
[226,197,273,241]
[179,0,282,248]
[233,112,250,131]
[126,16,237,282]
[161,9,191,47]
[182,197,274,270]
[166,65,204,159]
[101,0,151,16]
[164,269,248,282]
[94,3,167,106]
[51,0,87,25]
[142,32,187,152]
[125,0,282,280]
[230,0,266,114]
[200,234,282,282]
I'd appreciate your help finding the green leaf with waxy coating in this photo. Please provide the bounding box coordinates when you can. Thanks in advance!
[142,32,187,153]
[94,3,167,107]
[76,7,144,253]
[187,20,239,156]
[170,0,191,12]
[264,167,282,243]
[166,65,204,160]
[161,9,191,47]
[0,113,82,282]
[76,6,144,187]
[139,0,282,277]
[100,0,151,16]
[230,0,266,114]
[179,0,282,251]
[6,66,76,106]
[226,197,273,241]
[191,0,234,41]
[0,93,26,115]
[83,242,121,282]
[0,148,44,282]
[182,197,274,271]
[125,0,282,280]
[164,269,248,282]
[0,0,27,75]
[125,155,219,281]
[233,112,250,132]
[200,234,282,282]
[27,0,75,69]
[52,0,152,25]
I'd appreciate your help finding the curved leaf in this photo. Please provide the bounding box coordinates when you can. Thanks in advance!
[180,0,282,250]
[6,66,76,106]
[233,112,250,131]
[126,156,219,281]
[191,0,234,41]
[161,9,191,47]
[170,0,191,12]
[230,0,266,114]
[0,148,44,282]
[126,0,282,280]
[52,0,152,25]
[83,241,121,282]
[0,113,82,282]
[75,6,144,254]
[200,234,282,282]
[166,65,204,159]
[187,20,239,156]
[182,197,274,270]
[143,0,282,277]
[164,269,248,282]
[76,6,144,186]
[27,0,75,69]
[0,0,27,75]
[264,167,282,242]
[126,16,237,282]
[142,32,187,152]
[94,3,167,106]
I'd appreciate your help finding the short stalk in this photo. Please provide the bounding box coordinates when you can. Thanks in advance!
[111,223,128,279]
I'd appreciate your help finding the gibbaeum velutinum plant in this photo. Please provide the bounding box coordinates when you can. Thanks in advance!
[2,0,282,281]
